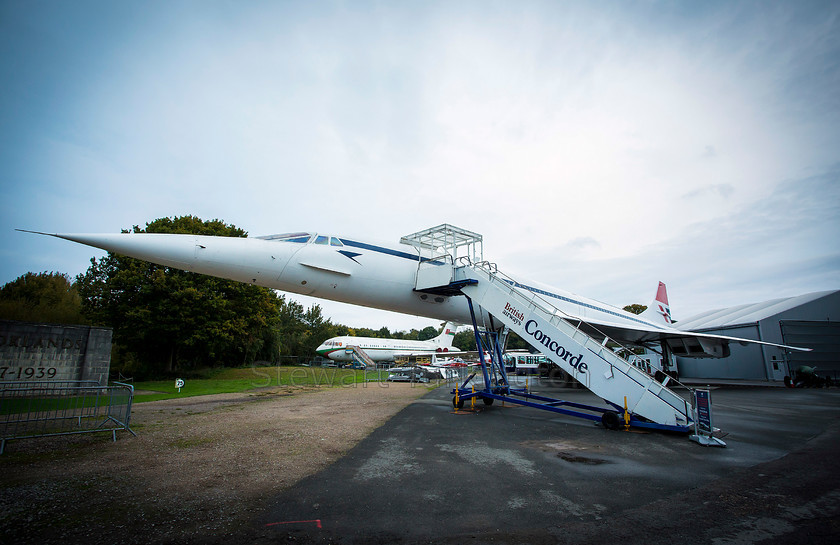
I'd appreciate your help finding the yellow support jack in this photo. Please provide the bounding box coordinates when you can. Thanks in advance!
[623,396,631,431]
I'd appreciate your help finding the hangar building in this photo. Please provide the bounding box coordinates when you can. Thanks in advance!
[675,290,840,382]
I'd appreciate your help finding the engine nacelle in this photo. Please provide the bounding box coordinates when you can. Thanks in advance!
[666,337,730,358]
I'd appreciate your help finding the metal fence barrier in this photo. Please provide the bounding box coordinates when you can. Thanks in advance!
[0,380,136,454]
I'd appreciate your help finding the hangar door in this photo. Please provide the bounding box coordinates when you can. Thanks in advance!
[781,321,840,380]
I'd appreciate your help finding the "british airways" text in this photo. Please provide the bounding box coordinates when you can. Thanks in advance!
[503,302,525,326]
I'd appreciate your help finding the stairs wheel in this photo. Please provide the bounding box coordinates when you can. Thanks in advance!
[601,411,622,431]
[452,396,464,409]
[482,396,494,406]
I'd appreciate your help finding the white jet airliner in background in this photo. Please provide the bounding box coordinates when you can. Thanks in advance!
[316,322,460,363]
[20,227,809,359]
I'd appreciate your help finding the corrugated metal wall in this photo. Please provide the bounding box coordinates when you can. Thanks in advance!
[781,320,840,380]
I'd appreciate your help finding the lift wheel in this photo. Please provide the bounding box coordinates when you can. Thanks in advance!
[601,411,621,430]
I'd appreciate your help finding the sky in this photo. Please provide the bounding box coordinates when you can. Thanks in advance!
[1,0,838,332]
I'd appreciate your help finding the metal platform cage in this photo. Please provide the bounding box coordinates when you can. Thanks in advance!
[400,224,483,264]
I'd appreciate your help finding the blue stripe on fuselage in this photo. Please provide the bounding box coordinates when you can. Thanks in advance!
[338,238,663,331]
[340,239,420,261]
[340,239,445,265]
[502,279,667,331]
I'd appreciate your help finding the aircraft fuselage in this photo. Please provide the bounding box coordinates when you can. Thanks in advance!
[54,232,475,323]
[37,231,737,354]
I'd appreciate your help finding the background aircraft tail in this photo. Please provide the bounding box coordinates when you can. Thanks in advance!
[433,322,458,347]
[639,282,673,325]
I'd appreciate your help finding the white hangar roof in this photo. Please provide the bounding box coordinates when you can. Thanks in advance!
[676,290,839,331]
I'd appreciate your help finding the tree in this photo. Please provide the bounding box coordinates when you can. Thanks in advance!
[274,296,307,359]
[505,331,530,351]
[452,329,530,352]
[75,216,282,376]
[301,304,335,358]
[0,272,87,325]
[623,304,647,315]
[417,326,438,341]
[453,330,476,351]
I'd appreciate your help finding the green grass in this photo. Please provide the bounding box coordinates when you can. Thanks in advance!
[132,365,393,403]
[0,391,134,415]
[0,367,419,412]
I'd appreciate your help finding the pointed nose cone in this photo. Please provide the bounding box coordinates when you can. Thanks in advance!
[38,231,299,289]
[53,233,200,269]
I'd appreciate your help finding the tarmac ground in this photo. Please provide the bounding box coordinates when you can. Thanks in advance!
[246,379,840,544]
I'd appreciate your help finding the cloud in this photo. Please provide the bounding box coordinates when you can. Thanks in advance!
[505,164,840,317]
[566,237,601,252]
[681,184,734,200]
[1,1,838,331]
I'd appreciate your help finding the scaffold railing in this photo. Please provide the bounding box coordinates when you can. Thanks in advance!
[401,224,483,263]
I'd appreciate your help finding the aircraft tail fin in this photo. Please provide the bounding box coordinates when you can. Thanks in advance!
[434,322,458,348]
[639,281,673,325]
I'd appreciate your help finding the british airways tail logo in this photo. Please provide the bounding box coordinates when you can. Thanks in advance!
[658,304,672,324]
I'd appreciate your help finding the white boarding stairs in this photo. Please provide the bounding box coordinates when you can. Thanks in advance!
[346,346,376,369]
[423,262,692,429]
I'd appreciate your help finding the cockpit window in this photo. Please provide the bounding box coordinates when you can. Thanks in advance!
[254,233,345,245]
[256,232,312,243]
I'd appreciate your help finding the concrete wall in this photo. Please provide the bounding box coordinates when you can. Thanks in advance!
[0,320,112,384]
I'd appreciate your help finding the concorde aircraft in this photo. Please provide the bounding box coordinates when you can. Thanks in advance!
[20,227,808,359]
[316,322,460,363]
